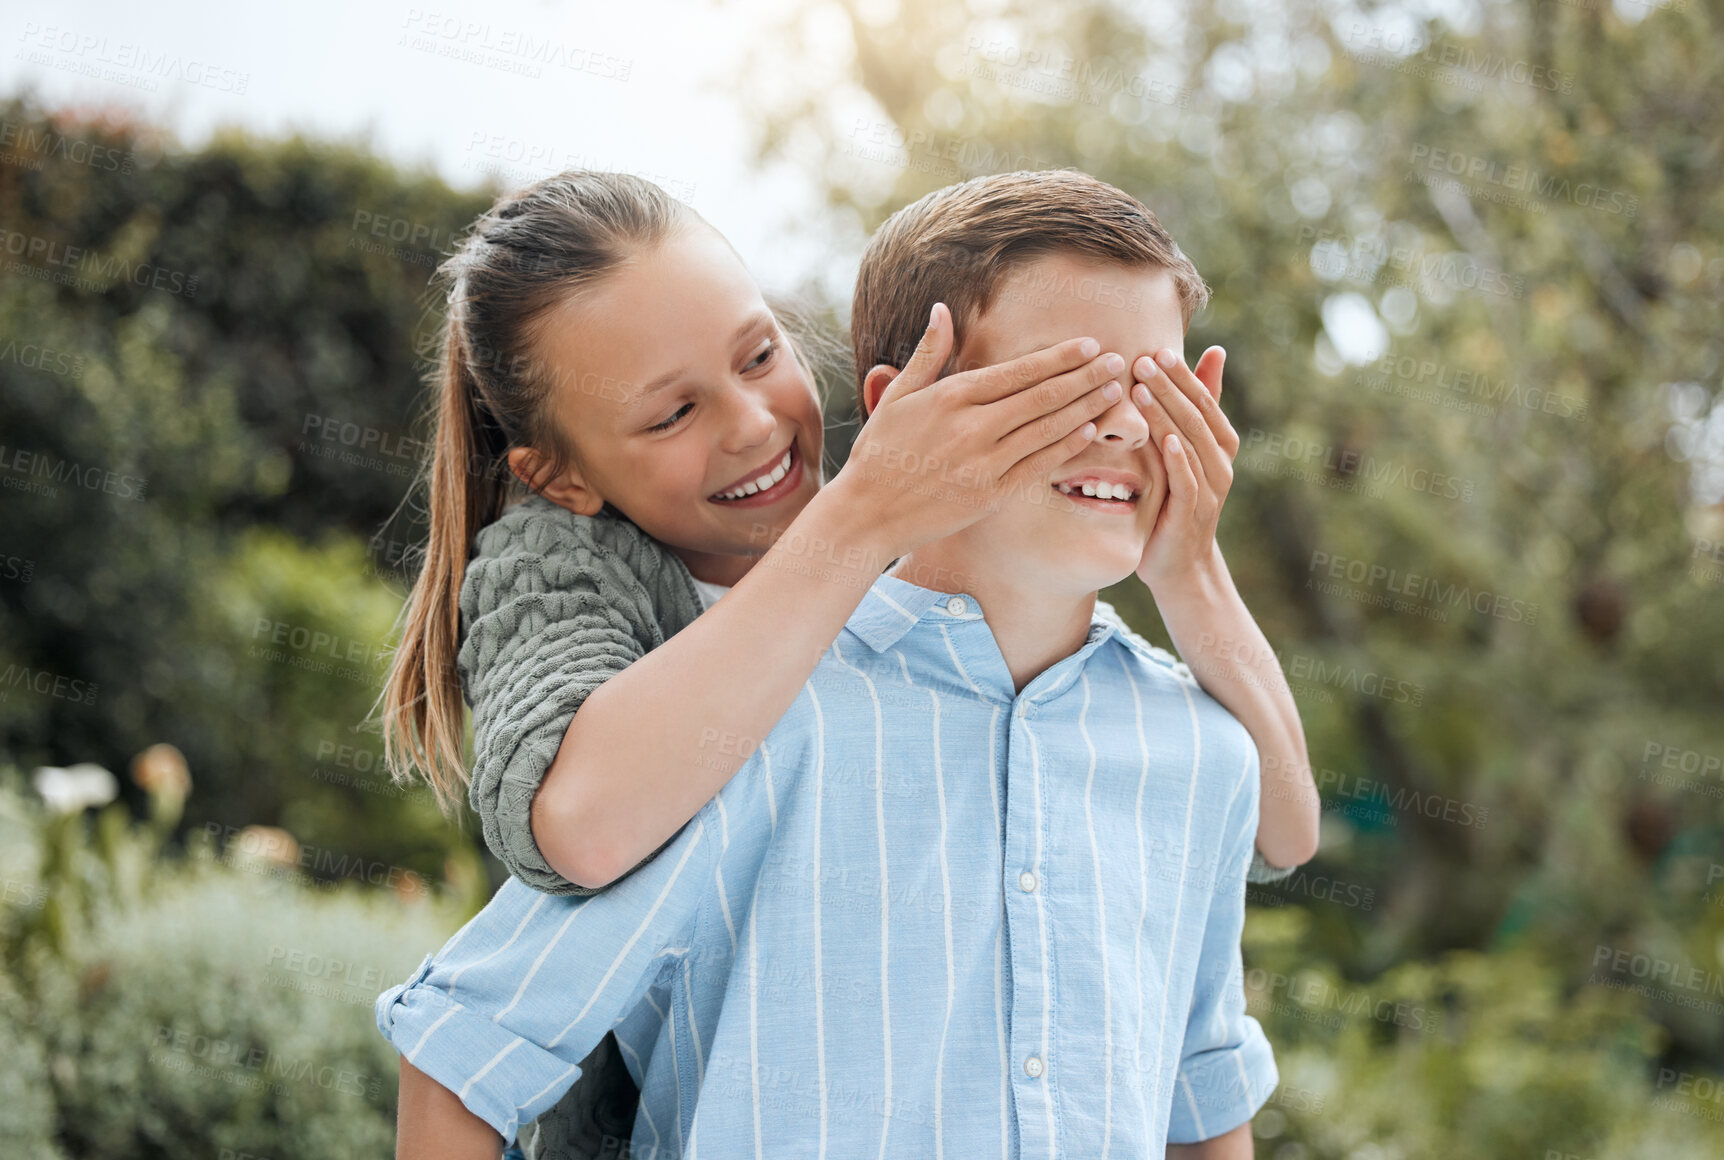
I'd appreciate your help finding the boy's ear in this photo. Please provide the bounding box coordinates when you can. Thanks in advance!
[861,364,901,419]
[506,447,605,516]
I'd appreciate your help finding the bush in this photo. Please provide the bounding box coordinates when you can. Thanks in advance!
[0,773,469,1159]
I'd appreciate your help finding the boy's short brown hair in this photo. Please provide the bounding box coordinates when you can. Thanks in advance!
[852,168,1208,413]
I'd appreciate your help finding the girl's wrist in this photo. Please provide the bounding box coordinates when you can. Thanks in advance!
[797,474,904,569]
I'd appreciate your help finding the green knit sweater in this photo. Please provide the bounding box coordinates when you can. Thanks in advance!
[459,494,706,895]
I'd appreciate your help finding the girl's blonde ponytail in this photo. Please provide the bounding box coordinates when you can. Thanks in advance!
[374,171,692,813]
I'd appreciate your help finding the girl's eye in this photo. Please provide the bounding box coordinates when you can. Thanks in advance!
[648,402,693,433]
[744,339,778,373]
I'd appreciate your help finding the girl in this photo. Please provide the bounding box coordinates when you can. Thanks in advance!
[377,170,1128,1158]
[378,171,1312,1158]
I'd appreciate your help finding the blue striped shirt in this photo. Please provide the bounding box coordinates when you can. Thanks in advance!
[376,574,1277,1157]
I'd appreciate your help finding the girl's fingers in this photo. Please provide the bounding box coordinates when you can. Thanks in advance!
[1158,347,1239,456]
[964,335,1106,404]
[1193,346,1226,404]
[877,302,955,408]
[1132,381,1208,495]
[1159,432,1199,525]
[995,355,1123,450]
[1002,416,1101,497]
[1134,354,1232,480]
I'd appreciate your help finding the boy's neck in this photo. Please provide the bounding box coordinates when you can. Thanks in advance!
[892,541,1098,695]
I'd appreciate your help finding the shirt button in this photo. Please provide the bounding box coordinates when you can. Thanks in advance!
[1024,1055,1044,1078]
[1018,871,1037,893]
[945,596,967,616]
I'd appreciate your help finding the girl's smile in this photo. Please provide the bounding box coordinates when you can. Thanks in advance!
[708,441,804,505]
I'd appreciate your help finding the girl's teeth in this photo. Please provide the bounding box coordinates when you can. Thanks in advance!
[716,448,795,501]
[1081,482,1098,497]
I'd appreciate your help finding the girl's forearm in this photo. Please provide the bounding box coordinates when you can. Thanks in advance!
[534,481,897,888]
[1149,545,1319,871]
[396,1057,503,1160]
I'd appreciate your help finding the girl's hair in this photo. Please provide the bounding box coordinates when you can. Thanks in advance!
[377,171,694,813]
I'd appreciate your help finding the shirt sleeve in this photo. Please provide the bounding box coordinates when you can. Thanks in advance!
[374,808,719,1144]
[1166,746,1280,1143]
[459,517,683,896]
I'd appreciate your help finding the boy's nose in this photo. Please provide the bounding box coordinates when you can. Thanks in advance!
[1096,390,1150,448]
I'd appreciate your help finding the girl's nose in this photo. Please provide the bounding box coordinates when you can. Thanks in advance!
[720,384,778,454]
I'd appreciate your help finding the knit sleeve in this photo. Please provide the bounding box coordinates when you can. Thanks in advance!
[457,502,700,895]
[1246,849,1298,884]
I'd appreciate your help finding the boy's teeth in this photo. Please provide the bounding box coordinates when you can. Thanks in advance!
[1055,480,1137,501]
[715,448,794,501]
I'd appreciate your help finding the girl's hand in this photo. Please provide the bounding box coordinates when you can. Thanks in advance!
[835,302,1127,560]
[1130,346,1238,592]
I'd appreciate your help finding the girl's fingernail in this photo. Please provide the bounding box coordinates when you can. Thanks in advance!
[1102,381,1123,401]
[1082,422,1098,439]
[1166,433,1181,453]
[1133,383,1153,406]
[1156,349,1178,369]
[928,304,940,328]
[1079,338,1100,358]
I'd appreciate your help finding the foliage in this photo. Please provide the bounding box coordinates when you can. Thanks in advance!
[0,92,491,878]
[0,771,473,1158]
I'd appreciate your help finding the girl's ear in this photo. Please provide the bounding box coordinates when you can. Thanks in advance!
[507,447,605,516]
[861,364,901,419]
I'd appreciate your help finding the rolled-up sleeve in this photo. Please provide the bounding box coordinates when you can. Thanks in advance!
[375,813,716,1143]
[1167,750,1280,1143]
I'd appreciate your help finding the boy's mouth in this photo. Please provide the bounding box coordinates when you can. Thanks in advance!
[1050,469,1142,512]
[709,443,800,505]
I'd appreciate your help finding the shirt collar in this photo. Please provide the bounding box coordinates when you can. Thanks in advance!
[847,571,1135,660]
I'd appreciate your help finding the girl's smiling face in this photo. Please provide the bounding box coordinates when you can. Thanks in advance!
[515,224,825,585]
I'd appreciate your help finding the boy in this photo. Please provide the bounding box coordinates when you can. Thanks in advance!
[379,169,1304,1158]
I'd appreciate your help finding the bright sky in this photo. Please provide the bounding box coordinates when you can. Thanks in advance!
[4,0,838,294]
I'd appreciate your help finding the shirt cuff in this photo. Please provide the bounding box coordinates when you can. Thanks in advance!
[1166,1014,1280,1144]
[375,955,583,1144]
